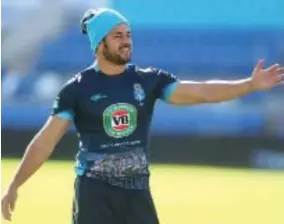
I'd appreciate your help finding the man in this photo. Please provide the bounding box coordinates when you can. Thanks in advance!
[1,8,283,224]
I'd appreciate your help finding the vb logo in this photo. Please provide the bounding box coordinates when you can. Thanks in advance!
[103,103,137,138]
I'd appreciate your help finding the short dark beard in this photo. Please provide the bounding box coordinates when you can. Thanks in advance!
[102,41,131,65]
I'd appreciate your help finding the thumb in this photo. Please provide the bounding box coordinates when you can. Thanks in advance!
[255,59,264,71]
[10,192,17,212]
[10,199,16,212]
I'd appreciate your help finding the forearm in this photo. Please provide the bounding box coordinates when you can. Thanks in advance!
[170,78,254,105]
[9,135,55,190]
[200,78,254,102]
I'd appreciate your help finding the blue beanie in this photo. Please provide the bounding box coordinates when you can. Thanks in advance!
[86,8,129,51]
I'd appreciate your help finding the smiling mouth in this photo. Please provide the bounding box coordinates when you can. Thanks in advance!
[120,47,130,51]
[120,48,131,55]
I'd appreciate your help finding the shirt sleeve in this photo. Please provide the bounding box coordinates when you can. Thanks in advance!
[153,69,179,101]
[51,76,79,121]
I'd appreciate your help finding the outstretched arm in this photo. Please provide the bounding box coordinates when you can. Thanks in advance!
[168,60,283,105]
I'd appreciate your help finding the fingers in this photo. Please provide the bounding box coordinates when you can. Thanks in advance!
[255,59,264,71]
[272,67,284,85]
[267,64,280,73]
[276,74,284,85]
[1,198,11,221]
[277,67,284,76]
[254,59,281,73]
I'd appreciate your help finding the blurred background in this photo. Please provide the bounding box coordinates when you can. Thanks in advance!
[2,0,284,167]
[1,0,284,223]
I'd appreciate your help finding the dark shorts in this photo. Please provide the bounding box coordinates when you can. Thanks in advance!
[72,176,159,224]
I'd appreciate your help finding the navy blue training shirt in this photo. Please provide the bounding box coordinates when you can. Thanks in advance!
[51,64,178,190]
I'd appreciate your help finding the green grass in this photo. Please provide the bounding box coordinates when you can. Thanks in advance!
[2,159,284,224]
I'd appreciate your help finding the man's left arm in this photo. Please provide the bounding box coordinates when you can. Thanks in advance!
[167,60,284,105]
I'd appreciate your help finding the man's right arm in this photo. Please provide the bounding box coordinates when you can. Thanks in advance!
[2,74,79,220]
[7,116,70,190]
[1,116,70,221]
[12,74,80,188]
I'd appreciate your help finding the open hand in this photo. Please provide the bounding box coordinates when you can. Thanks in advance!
[251,60,284,91]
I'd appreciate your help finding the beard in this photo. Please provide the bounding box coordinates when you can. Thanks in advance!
[102,42,132,65]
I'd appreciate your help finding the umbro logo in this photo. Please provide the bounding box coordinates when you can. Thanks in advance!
[90,94,108,102]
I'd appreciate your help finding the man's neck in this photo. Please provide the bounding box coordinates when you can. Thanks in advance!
[94,58,127,76]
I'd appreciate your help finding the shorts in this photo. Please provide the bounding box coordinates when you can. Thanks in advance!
[72,176,159,224]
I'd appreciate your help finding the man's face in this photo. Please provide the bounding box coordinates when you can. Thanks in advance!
[99,23,132,65]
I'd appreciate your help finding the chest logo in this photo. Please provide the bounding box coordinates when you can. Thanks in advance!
[133,83,145,106]
[103,103,137,138]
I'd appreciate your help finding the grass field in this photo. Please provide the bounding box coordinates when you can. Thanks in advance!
[1,159,284,224]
